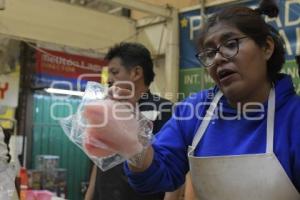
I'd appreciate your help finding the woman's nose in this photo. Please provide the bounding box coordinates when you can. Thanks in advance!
[213,52,228,66]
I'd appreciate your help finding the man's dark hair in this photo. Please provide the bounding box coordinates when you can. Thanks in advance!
[105,42,155,86]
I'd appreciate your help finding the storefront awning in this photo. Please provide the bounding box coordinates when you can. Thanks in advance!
[0,0,137,53]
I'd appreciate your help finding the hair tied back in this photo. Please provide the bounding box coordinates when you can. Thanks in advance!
[255,0,279,18]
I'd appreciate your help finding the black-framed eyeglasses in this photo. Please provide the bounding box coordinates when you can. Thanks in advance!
[195,36,248,68]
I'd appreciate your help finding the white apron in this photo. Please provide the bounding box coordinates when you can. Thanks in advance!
[188,89,300,200]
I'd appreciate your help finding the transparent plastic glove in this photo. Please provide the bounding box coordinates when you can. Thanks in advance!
[60,82,153,171]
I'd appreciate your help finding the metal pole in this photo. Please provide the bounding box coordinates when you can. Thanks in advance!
[200,0,206,90]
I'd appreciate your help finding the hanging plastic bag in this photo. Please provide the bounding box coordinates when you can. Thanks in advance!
[0,162,16,199]
[0,129,16,199]
[60,82,153,171]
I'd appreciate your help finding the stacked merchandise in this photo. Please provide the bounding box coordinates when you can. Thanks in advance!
[27,155,67,198]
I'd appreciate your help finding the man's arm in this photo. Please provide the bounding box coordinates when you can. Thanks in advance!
[164,185,184,200]
[84,165,97,200]
[184,172,198,200]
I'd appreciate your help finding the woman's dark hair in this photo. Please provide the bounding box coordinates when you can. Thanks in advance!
[198,0,285,81]
[105,42,155,86]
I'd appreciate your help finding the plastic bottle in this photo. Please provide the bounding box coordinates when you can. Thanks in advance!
[19,167,28,200]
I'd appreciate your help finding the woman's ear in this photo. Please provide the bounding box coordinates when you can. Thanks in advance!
[130,66,143,82]
[263,36,275,60]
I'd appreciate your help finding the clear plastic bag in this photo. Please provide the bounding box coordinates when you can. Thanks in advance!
[60,82,153,171]
[0,128,17,199]
[0,159,16,199]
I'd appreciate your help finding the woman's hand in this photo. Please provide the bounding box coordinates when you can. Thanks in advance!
[82,98,143,158]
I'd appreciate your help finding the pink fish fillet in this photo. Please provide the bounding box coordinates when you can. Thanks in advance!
[83,99,143,158]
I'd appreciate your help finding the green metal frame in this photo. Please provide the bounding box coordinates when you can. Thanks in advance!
[32,93,91,200]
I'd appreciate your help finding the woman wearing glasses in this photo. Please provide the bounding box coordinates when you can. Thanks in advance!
[83,0,300,199]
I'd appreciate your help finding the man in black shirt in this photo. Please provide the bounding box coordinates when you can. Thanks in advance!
[85,42,173,200]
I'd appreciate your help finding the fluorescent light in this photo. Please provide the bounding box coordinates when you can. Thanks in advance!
[44,88,84,97]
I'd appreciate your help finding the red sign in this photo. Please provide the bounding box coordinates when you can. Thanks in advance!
[35,48,108,89]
